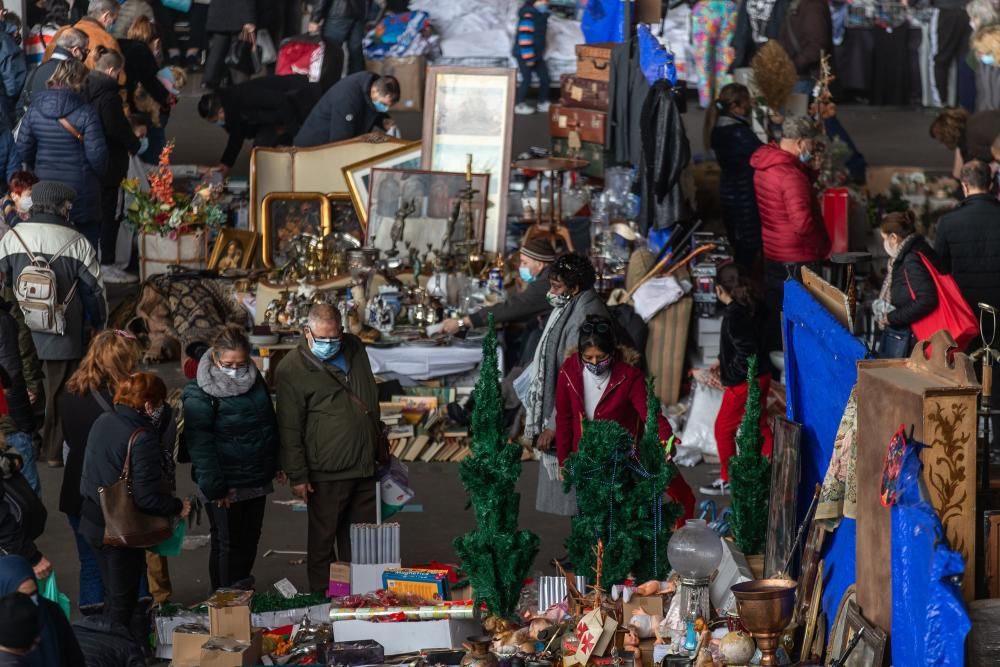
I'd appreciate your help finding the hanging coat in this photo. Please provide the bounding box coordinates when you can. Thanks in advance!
[638,79,691,232]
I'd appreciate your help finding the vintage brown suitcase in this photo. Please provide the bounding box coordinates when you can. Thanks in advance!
[548,105,607,145]
[575,42,614,82]
[559,74,610,111]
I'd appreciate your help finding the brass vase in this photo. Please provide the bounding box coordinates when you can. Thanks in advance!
[730,579,797,666]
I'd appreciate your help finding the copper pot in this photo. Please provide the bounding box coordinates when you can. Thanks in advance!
[730,579,797,666]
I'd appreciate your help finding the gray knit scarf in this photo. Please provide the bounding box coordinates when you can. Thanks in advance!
[524,302,571,440]
[196,349,258,398]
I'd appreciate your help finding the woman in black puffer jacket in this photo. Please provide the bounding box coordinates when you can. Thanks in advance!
[182,326,279,591]
[16,59,107,249]
[710,83,763,271]
[876,210,941,358]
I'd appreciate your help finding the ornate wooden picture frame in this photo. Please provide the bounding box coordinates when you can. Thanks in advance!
[208,228,258,272]
[342,141,423,225]
[259,191,331,268]
[326,192,364,242]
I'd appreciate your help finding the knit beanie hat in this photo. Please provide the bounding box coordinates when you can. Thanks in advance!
[30,181,77,210]
[520,237,556,263]
[0,592,39,651]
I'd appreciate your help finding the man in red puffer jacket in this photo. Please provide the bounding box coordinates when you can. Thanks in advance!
[751,115,830,352]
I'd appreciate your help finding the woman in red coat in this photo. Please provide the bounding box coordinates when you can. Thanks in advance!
[554,316,695,524]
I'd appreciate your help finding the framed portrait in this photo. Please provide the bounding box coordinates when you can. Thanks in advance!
[343,141,423,225]
[366,168,489,252]
[827,599,887,666]
[422,66,515,253]
[326,192,364,242]
[260,192,331,268]
[208,229,258,272]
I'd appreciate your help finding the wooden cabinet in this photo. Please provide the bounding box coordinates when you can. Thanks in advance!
[856,331,979,634]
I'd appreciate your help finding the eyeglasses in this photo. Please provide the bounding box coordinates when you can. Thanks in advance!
[580,321,611,334]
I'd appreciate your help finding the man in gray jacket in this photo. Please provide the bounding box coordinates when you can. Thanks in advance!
[0,181,106,466]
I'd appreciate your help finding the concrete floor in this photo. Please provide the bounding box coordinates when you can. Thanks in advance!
[34,76,950,614]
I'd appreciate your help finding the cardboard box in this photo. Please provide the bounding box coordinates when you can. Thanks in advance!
[199,632,262,667]
[208,604,251,641]
[622,594,665,626]
[329,562,351,598]
[331,618,482,655]
[351,562,400,594]
[169,627,210,667]
[366,56,425,111]
[316,639,385,665]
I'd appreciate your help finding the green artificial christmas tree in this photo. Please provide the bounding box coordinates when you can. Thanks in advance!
[728,354,771,555]
[454,315,539,619]
[563,380,680,585]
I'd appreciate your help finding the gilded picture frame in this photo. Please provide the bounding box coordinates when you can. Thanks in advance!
[326,192,365,242]
[208,228,258,272]
[343,140,423,226]
[260,191,331,268]
[421,66,515,253]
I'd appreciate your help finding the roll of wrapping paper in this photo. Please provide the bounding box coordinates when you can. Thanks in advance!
[350,523,402,564]
[329,604,476,622]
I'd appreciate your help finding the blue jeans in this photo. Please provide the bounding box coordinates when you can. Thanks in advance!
[516,56,551,105]
[141,112,169,165]
[5,432,39,495]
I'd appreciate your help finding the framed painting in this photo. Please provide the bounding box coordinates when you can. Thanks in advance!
[260,192,331,268]
[764,417,802,578]
[326,192,364,242]
[343,141,423,224]
[827,599,887,666]
[208,228,258,272]
[421,66,515,253]
[365,168,489,251]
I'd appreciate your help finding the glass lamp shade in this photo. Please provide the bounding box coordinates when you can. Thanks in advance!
[667,519,724,580]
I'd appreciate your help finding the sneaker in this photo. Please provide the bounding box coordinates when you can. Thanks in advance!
[185,52,203,73]
[699,478,730,496]
[536,101,551,113]
[514,103,535,115]
[102,265,139,284]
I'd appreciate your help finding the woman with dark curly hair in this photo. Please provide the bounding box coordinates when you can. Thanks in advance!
[516,253,609,515]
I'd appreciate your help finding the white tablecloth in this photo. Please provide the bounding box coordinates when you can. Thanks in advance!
[366,345,499,380]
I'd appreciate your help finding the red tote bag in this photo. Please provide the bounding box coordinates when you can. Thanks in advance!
[905,252,978,349]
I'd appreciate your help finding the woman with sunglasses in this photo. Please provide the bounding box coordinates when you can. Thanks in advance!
[182,326,280,591]
[519,253,609,515]
[554,315,695,523]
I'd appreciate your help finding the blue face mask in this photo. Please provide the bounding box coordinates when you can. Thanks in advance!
[535,3,550,12]
[799,150,813,165]
[311,336,342,360]
[373,100,390,112]
[519,266,535,283]
[983,53,996,66]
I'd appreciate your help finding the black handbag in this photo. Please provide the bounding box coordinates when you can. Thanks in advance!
[225,28,262,76]
[877,326,916,359]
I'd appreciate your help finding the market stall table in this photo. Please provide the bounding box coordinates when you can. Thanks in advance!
[367,343,503,381]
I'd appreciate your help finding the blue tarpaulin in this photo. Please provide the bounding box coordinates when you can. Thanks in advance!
[782,280,867,635]
[581,0,632,44]
[891,440,970,665]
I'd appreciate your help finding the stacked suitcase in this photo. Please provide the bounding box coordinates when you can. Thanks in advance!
[549,43,613,179]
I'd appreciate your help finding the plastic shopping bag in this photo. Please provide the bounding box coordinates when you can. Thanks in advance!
[379,457,414,519]
[149,520,186,557]
[39,573,71,619]
[680,381,724,460]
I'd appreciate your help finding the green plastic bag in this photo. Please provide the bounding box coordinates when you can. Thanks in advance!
[149,520,186,557]
[39,574,71,619]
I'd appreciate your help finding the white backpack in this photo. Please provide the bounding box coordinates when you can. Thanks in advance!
[8,227,79,335]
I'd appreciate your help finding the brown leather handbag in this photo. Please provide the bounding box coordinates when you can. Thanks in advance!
[98,429,174,548]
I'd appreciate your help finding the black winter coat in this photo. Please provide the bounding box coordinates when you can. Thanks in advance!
[79,405,182,547]
[16,88,107,225]
[218,74,322,166]
[934,193,1000,315]
[58,386,112,516]
[0,456,46,565]
[118,39,171,110]
[712,114,762,251]
[720,300,771,387]
[886,236,940,330]
[312,0,368,22]
[83,71,140,186]
[73,617,145,667]
[0,301,34,434]
[0,25,26,128]
[207,0,256,33]
[606,39,649,168]
[19,50,69,112]
[733,0,789,69]
[294,71,383,148]
[182,373,279,501]
[639,79,691,232]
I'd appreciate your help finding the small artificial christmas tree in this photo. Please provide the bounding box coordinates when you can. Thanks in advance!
[454,315,539,619]
[728,354,771,555]
[563,380,680,584]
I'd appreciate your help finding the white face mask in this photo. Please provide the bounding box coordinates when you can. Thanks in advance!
[16,195,31,212]
[884,239,899,258]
